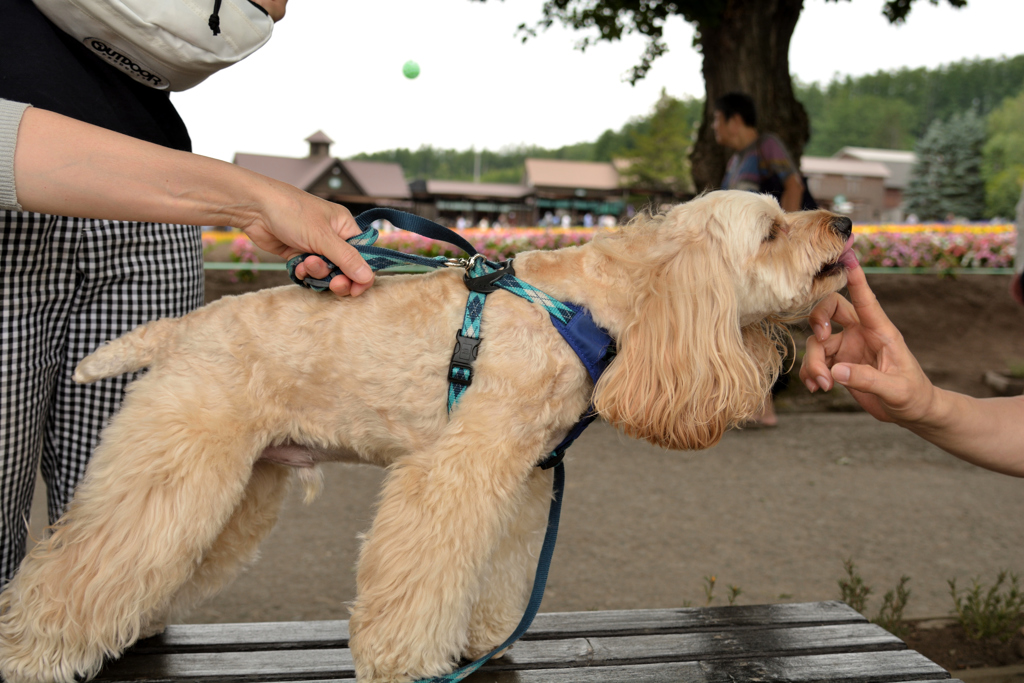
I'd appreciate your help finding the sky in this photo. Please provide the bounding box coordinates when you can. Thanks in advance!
[171,0,1024,163]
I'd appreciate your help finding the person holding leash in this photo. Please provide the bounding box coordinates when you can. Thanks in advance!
[0,0,372,584]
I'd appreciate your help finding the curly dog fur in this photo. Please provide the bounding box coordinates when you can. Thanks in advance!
[0,191,855,682]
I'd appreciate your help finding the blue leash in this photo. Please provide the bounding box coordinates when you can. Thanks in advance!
[287,209,612,682]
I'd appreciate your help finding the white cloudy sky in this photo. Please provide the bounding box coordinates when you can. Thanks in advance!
[171,0,1024,162]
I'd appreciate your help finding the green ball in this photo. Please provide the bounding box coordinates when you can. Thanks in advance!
[402,60,420,79]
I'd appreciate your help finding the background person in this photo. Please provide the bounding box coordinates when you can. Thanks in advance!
[712,92,806,213]
[0,0,370,584]
[712,92,808,425]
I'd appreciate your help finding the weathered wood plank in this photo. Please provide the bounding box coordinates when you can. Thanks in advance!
[100,623,906,681]
[700,651,951,682]
[465,661,709,682]
[491,623,903,669]
[93,603,953,682]
[130,620,349,654]
[463,655,952,683]
[133,602,865,654]
[95,648,353,682]
[524,601,866,639]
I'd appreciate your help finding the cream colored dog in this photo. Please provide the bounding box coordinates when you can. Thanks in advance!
[0,191,856,683]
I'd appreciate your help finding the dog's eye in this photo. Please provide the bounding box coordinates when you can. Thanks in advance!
[763,221,780,243]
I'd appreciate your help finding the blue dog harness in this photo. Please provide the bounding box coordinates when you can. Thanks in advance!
[287,209,614,681]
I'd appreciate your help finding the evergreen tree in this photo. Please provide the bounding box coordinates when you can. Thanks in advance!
[906,110,986,221]
[621,90,698,194]
[983,90,1024,219]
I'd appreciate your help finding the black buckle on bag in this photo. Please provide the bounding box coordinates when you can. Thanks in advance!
[464,259,515,294]
[448,332,482,386]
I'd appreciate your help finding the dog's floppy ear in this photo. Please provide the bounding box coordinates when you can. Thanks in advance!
[593,226,782,450]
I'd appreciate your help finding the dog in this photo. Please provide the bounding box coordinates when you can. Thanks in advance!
[0,191,856,683]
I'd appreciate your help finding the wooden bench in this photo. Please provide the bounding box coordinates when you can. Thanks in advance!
[94,600,958,682]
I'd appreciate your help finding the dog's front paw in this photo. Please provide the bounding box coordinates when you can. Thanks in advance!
[349,606,464,683]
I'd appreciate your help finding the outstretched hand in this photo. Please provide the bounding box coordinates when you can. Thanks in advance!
[799,264,937,426]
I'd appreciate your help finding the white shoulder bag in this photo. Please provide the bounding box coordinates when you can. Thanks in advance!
[32,0,274,91]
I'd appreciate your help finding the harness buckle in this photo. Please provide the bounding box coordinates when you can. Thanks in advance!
[444,257,470,268]
[448,331,482,386]
[464,258,515,294]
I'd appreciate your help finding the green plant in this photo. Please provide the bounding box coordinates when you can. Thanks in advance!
[1005,360,1024,379]
[838,559,872,613]
[949,571,1024,642]
[699,575,742,607]
[872,576,911,637]
[838,560,912,637]
[703,575,716,606]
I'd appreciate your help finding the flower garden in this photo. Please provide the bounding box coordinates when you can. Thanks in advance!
[205,222,1017,273]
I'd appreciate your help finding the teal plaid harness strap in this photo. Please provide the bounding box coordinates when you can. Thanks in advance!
[287,209,614,683]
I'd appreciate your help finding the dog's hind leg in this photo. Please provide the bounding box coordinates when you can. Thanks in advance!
[347,401,553,683]
[0,383,259,683]
[141,460,293,636]
[464,466,552,660]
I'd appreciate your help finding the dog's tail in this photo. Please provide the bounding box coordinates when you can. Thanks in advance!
[73,318,177,384]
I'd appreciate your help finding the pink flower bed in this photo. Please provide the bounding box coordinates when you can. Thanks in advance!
[852,230,1015,269]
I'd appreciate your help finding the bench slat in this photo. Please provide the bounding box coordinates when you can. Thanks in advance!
[494,623,903,669]
[700,651,951,682]
[98,623,911,681]
[134,601,865,654]
[462,654,952,683]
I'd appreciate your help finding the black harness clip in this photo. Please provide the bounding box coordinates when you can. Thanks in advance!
[448,332,482,386]
[464,259,515,293]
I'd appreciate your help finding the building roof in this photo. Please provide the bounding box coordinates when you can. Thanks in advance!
[342,160,411,199]
[233,153,338,192]
[834,147,917,190]
[524,158,620,191]
[233,154,411,199]
[415,180,531,199]
[305,130,335,145]
[800,156,891,180]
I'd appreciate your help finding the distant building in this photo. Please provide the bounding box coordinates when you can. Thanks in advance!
[232,135,664,226]
[524,159,625,224]
[409,180,532,227]
[233,131,413,215]
[800,156,891,223]
[833,147,918,222]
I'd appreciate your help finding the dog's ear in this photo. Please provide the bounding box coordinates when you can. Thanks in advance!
[593,234,782,450]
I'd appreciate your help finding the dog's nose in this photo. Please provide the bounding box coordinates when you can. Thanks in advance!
[832,216,853,239]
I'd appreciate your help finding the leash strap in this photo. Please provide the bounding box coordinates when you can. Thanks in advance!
[418,462,564,683]
[286,209,480,292]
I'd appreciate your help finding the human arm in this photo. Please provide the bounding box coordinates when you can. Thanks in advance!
[800,263,1024,477]
[779,172,804,212]
[8,102,373,296]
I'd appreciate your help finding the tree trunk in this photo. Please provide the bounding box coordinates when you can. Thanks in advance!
[690,0,809,193]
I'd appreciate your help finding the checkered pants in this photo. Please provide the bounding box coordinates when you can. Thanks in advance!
[0,212,203,584]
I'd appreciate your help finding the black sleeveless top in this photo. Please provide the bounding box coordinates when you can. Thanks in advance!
[0,0,191,152]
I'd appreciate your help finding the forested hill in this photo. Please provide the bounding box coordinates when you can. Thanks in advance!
[351,54,1024,183]
[798,54,1024,155]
